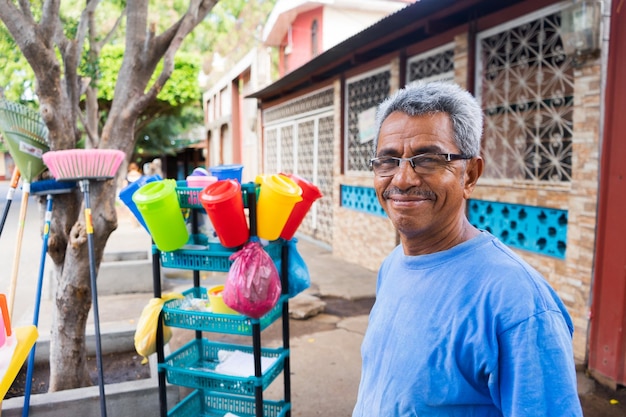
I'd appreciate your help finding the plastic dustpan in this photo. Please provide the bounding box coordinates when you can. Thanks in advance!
[0,325,38,399]
[0,100,49,182]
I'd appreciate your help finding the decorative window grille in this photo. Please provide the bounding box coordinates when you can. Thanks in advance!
[280,125,295,173]
[316,115,335,242]
[262,88,334,245]
[297,120,316,234]
[345,68,391,173]
[406,43,455,85]
[264,88,334,123]
[265,128,278,173]
[476,6,574,182]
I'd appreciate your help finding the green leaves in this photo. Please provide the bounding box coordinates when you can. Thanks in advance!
[0,24,36,102]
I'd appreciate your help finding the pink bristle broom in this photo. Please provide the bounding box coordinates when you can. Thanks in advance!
[42,149,125,417]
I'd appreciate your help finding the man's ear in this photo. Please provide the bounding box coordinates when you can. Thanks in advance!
[463,156,484,199]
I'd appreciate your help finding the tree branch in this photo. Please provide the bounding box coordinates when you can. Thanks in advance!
[76,103,97,148]
[137,0,217,110]
[40,0,61,45]
[75,0,100,53]
[17,0,33,19]
[125,0,149,58]
[95,7,126,49]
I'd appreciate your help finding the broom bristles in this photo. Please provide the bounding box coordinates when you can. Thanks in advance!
[43,149,125,180]
[30,179,77,195]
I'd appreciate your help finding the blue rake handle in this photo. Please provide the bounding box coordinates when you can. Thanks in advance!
[22,194,52,417]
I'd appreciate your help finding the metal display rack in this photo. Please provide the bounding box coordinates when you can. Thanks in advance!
[152,182,292,417]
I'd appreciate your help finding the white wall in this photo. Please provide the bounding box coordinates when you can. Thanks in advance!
[322,6,395,51]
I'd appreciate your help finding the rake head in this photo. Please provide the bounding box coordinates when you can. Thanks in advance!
[0,100,50,182]
[0,100,48,145]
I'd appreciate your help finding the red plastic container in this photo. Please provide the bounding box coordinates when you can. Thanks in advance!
[199,180,249,248]
[279,173,323,240]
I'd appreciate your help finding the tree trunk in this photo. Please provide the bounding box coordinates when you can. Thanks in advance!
[0,0,217,391]
[48,181,119,391]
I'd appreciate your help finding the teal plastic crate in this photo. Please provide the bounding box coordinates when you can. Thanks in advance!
[159,241,236,271]
[168,390,290,417]
[176,181,259,210]
[159,238,283,272]
[176,181,204,209]
[163,287,286,335]
[160,339,288,395]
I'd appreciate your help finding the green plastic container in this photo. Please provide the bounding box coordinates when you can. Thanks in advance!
[132,179,189,252]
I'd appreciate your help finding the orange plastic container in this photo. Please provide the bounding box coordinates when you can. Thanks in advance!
[0,294,11,347]
[199,180,249,248]
[279,173,323,240]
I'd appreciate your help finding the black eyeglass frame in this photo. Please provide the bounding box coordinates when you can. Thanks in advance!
[369,153,473,177]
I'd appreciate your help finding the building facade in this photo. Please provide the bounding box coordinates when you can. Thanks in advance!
[252,0,626,388]
[263,0,416,76]
[202,48,273,183]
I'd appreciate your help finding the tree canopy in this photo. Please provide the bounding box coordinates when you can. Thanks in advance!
[0,0,276,156]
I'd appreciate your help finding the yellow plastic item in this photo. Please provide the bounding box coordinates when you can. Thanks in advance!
[134,293,183,364]
[0,325,38,399]
[208,285,240,315]
[255,174,302,241]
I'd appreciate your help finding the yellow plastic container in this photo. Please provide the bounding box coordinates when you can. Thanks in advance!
[132,179,189,252]
[208,285,240,315]
[255,174,303,241]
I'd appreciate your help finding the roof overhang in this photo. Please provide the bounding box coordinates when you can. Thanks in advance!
[263,0,322,46]
[251,0,528,103]
[263,0,416,46]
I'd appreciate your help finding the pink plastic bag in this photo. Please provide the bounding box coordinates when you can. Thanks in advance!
[223,241,282,319]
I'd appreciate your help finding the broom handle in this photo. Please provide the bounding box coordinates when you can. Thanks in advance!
[8,182,29,318]
[80,179,107,417]
[0,167,20,238]
[22,194,53,417]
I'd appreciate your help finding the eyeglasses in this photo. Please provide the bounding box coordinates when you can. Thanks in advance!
[369,153,472,177]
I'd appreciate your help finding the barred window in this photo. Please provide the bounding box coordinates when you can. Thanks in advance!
[345,68,391,173]
[406,43,455,85]
[477,6,574,182]
[262,88,334,245]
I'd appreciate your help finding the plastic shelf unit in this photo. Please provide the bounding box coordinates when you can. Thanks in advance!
[152,182,292,417]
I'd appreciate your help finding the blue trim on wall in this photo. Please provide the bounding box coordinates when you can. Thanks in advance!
[468,199,568,259]
[340,185,387,217]
[339,190,567,259]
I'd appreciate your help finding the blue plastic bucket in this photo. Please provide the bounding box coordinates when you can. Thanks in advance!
[209,164,243,183]
[119,174,162,232]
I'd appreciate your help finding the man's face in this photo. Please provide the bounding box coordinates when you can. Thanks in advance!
[374,111,480,251]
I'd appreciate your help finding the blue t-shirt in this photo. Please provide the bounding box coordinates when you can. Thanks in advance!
[352,231,582,417]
